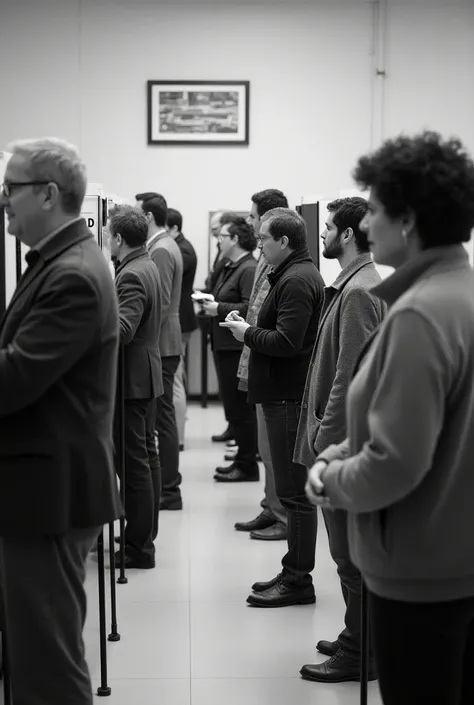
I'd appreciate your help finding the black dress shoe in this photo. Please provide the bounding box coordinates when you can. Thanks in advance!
[250,522,287,541]
[112,551,155,570]
[316,639,339,656]
[212,426,234,443]
[235,515,276,532]
[214,468,259,482]
[247,580,316,608]
[215,462,236,475]
[300,651,377,683]
[160,496,183,510]
[251,573,282,592]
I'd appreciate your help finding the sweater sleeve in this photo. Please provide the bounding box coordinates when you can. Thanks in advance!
[243,277,317,357]
[322,310,450,513]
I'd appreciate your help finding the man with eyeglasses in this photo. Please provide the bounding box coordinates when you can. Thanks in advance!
[0,138,121,705]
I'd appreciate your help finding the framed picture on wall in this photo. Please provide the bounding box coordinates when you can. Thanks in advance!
[147,81,250,146]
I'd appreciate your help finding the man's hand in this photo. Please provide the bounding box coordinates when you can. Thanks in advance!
[305,461,331,507]
[219,315,250,342]
[202,300,219,317]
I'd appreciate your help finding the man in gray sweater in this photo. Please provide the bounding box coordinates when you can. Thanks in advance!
[294,198,385,683]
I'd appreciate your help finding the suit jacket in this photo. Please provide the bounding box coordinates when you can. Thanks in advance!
[115,249,163,399]
[210,253,257,351]
[147,231,183,357]
[293,254,386,469]
[175,232,197,334]
[0,219,122,536]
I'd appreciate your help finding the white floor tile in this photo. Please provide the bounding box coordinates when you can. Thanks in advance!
[192,678,381,705]
[79,403,381,705]
[92,679,190,705]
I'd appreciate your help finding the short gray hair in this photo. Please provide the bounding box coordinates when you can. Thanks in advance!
[7,137,87,214]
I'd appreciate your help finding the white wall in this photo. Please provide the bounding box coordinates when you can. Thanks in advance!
[1,0,473,288]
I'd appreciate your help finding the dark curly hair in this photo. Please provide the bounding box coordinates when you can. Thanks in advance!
[353,131,474,248]
[220,213,257,252]
[251,189,289,217]
[327,197,370,253]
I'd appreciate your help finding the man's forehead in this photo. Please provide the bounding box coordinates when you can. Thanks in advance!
[260,219,270,234]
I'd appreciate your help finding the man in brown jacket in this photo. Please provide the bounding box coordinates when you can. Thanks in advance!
[294,198,385,683]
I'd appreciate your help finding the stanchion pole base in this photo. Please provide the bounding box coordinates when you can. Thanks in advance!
[117,576,128,584]
[108,633,121,642]
[97,686,112,697]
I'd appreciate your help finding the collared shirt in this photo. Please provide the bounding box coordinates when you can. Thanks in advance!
[34,216,83,254]
[146,228,168,251]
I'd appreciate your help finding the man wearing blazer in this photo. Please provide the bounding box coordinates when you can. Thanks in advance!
[0,138,121,705]
[294,198,386,684]
[108,205,163,569]
[138,194,184,510]
[167,207,198,450]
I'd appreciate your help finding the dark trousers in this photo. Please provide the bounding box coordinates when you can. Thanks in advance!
[262,400,317,587]
[0,528,100,705]
[322,508,373,661]
[120,398,160,564]
[157,355,181,501]
[213,349,257,468]
[370,591,474,705]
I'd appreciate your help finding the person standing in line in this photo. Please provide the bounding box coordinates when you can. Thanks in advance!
[0,138,121,705]
[206,210,235,444]
[222,208,324,606]
[234,189,289,542]
[167,207,198,451]
[108,205,163,569]
[137,193,184,512]
[293,197,385,683]
[203,214,259,482]
[306,132,474,705]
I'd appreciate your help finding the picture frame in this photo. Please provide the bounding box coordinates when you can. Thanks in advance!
[147,81,250,146]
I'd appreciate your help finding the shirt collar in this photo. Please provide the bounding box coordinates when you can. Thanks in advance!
[329,253,374,291]
[372,245,469,306]
[146,228,167,250]
[33,216,83,254]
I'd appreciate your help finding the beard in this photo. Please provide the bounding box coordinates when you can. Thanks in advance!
[322,235,343,260]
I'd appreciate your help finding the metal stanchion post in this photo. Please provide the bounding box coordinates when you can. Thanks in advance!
[117,348,128,585]
[96,530,111,697]
[360,581,369,705]
[107,522,120,642]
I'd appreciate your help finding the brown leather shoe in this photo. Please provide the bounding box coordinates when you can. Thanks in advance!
[247,580,315,608]
[300,651,377,683]
[250,522,287,541]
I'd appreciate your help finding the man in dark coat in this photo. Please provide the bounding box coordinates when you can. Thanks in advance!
[108,205,163,569]
[0,138,121,705]
[167,207,197,449]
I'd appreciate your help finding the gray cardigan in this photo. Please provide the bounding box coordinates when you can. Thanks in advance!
[294,254,385,469]
[320,246,474,603]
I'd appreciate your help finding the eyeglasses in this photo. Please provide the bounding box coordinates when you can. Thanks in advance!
[1,181,52,198]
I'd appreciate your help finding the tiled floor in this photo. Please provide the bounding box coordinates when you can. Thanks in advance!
[84,403,382,704]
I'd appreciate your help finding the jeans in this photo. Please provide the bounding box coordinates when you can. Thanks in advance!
[121,398,157,565]
[0,528,100,705]
[256,403,287,525]
[157,355,181,502]
[369,591,474,705]
[262,400,317,587]
[213,349,257,468]
[322,507,373,661]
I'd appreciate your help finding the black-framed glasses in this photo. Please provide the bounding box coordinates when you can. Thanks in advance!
[1,181,52,198]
